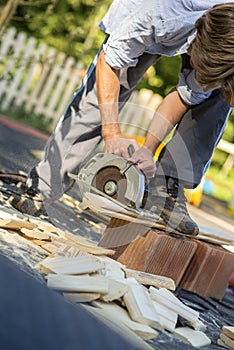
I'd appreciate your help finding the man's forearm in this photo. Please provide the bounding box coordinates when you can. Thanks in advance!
[144,90,189,154]
[96,49,121,139]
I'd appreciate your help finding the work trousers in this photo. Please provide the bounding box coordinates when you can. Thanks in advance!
[29,46,231,202]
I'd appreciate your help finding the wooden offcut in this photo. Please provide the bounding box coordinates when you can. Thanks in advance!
[152,300,177,332]
[63,292,101,303]
[47,274,109,294]
[173,327,211,348]
[220,333,234,349]
[180,240,234,299]
[37,255,105,275]
[101,278,129,302]
[124,268,175,291]
[123,278,162,329]
[149,287,206,331]
[223,326,234,341]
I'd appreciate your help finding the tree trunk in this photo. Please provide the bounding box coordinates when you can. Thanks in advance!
[0,0,20,38]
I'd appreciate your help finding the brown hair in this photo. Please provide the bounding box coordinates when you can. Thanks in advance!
[190,3,234,106]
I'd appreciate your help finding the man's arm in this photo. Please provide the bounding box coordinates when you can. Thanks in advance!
[96,49,121,138]
[96,50,140,158]
[129,90,189,178]
[144,89,189,154]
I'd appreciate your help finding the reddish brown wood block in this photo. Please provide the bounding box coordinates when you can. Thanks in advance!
[99,218,234,298]
[144,233,197,285]
[98,218,197,286]
[116,230,162,271]
[180,240,234,299]
[98,218,150,259]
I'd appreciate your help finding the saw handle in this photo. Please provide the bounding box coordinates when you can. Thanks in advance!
[120,144,137,175]
[128,144,135,157]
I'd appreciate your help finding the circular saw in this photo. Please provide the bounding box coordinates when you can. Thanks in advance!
[75,153,146,209]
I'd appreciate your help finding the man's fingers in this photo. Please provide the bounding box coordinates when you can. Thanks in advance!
[104,137,140,158]
[137,161,156,178]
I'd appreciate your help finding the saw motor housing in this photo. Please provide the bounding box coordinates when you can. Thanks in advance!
[77,153,146,209]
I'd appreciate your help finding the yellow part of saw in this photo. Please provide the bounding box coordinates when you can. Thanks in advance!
[74,153,146,209]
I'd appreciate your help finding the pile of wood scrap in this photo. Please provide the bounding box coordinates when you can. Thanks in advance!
[218,326,234,349]
[0,204,229,349]
[0,208,114,258]
[37,250,212,348]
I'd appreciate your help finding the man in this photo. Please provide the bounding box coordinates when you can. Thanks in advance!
[10,1,234,235]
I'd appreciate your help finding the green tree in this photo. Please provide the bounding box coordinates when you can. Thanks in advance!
[10,0,111,66]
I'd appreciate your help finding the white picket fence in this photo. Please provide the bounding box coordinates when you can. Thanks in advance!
[0,27,84,128]
[0,27,162,133]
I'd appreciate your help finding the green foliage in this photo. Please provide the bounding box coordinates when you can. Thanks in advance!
[223,111,234,143]
[206,167,234,203]
[138,56,182,97]
[10,0,110,66]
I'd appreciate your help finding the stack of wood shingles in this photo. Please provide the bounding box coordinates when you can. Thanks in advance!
[217,326,234,349]
[38,252,212,348]
[0,210,212,348]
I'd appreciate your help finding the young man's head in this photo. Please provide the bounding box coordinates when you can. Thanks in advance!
[189,3,234,107]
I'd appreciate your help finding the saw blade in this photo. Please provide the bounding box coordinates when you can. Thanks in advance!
[91,166,129,205]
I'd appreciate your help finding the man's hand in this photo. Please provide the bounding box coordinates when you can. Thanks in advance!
[128,146,156,179]
[104,136,140,159]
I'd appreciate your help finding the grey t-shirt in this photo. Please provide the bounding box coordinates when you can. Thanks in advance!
[99,0,227,105]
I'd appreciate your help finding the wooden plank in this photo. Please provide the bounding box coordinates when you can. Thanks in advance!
[41,241,70,254]
[149,287,206,331]
[47,274,109,294]
[82,193,164,229]
[152,300,177,332]
[63,292,101,303]
[21,228,51,240]
[173,327,211,348]
[198,234,234,246]
[56,246,90,258]
[61,231,115,256]
[124,268,175,291]
[29,219,61,234]
[14,43,46,108]
[223,326,234,341]
[26,46,56,114]
[0,218,37,230]
[0,228,48,256]
[217,338,229,348]
[123,278,162,329]
[101,265,125,280]
[101,278,129,302]
[34,50,64,116]
[38,255,105,275]
[93,301,158,340]
[0,27,16,59]
[2,35,37,109]
[0,31,26,95]
[96,256,125,269]
[97,256,125,280]
[220,334,234,349]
